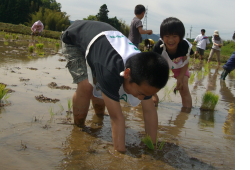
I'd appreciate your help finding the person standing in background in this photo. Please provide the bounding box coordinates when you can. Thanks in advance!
[128,4,152,48]
[207,30,223,65]
[31,20,44,41]
[193,29,210,60]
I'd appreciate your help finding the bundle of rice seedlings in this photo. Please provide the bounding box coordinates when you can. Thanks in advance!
[200,91,219,110]
[141,134,154,150]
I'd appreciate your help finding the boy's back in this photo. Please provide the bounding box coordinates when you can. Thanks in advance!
[128,4,152,48]
[128,17,143,45]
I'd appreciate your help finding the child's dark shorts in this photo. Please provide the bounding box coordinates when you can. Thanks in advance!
[61,42,88,84]
[196,47,204,56]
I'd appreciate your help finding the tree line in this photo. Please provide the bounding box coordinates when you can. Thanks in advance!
[84,4,130,36]
[0,1,129,36]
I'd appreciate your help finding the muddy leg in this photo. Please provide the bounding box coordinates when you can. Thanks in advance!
[91,96,105,115]
[73,79,93,128]
[179,76,192,111]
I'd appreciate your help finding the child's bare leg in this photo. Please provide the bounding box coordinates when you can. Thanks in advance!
[179,76,192,111]
[91,96,105,115]
[73,79,93,127]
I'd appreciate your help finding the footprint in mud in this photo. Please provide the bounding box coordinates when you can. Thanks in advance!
[48,82,73,90]
[35,94,60,103]
[19,77,30,81]
[27,67,38,70]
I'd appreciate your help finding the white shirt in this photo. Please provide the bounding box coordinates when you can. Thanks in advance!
[195,34,210,50]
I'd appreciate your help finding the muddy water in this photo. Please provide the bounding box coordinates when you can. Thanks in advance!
[0,34,235,170]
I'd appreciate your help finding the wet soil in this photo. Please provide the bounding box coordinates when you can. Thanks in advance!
[0,33,235,169]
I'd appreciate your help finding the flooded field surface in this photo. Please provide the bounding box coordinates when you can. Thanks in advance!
[0,33,235,169]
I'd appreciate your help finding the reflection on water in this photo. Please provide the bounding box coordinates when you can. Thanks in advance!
[0,33,235,169]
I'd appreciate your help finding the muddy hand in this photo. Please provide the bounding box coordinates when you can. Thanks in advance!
[174,88,178,95]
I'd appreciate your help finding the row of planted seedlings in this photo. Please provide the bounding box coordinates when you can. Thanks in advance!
[28,36,60,55]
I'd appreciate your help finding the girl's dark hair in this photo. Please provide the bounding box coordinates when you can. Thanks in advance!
[134,4,146,15]
[125,52,169,89]
[160,17,185,39]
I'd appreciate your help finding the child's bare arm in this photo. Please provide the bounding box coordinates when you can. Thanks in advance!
[141,98,158,143]
[102,93,126,152]
[138,27,153,35]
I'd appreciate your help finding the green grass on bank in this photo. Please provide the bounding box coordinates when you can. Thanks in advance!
[0,22,62,39]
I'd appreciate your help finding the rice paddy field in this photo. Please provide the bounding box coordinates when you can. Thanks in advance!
[0,32,235,170]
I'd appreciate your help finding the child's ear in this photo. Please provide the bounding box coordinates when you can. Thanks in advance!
[124,68,131,79]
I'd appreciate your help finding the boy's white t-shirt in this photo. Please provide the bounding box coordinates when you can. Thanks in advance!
[195,34,210,50]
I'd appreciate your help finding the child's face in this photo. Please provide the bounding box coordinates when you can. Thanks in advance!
[124,81,159,100]
[162,34,180,52]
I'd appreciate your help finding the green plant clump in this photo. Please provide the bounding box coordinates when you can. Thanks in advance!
[142,135,155,150]
[0,83,8,101]
[36,43,44,50]
[200,91,219,110]
[28,46,34,53]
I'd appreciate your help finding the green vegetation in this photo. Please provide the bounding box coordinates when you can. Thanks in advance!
[142,135,155,150]
[200,91,219,111]
[36,43,44,50]
[141,134,165,150]
[0,83,8,101]
[29,46,34,53]
[0,22,62,39]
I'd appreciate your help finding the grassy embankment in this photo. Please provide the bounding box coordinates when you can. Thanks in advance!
[0,22,61,39]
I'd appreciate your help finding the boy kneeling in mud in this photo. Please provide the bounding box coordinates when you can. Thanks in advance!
[61,20,169,152]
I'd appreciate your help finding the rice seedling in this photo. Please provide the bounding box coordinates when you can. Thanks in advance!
[55,43,60,49]
[141,134,165,150]
[36,43,44,50]
[200,91,219,111]
[141,134,155,150]
[188,72,195,84]
[28,46,34,53]
[203,62,210,76]
[0,83,9,101]
[57,103,64,115]
[4,34,10,40]
[196,70,203,80]
[48,106,55,123]
[67,98,72,112]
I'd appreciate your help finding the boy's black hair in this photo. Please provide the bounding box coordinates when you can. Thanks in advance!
[125,52,169,89]
[134,4,146,15]
[160,17,185,39]
[201,29,205,33]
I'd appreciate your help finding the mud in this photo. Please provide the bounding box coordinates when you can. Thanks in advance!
[0,33,235,169]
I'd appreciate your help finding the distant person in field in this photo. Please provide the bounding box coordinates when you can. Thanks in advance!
[31,20,44,41]
[153,17,194,112]
[220,32,235,80]
[144,38,155,51]
[128,4,153,48]
[193,29,210,60]
[61,20,169,152]
[207,30,223,65]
